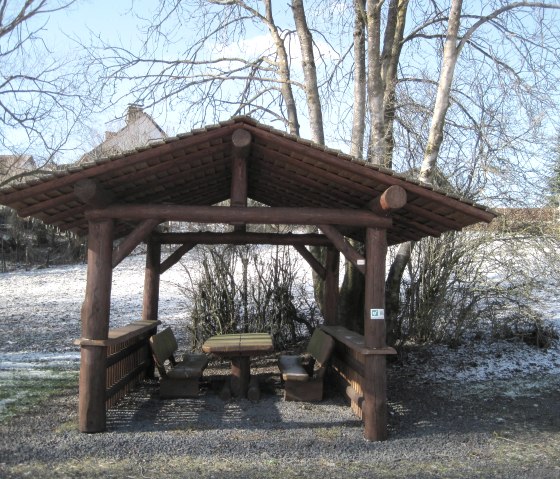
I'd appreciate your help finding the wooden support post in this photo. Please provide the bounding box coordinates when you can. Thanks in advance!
[142,239,161,322]
[79,219,113,433]
[362,227,388,441]
[230,357,250,397]
[230,129,251,232]
[324,247,340,325]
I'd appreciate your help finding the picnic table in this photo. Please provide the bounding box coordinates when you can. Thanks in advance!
[202,332,274,399]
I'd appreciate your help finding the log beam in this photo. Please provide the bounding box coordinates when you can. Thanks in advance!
[153,232,332,246]
[293,244,326,280]
[369,185,407,215]
[160,243,196,274]
[318,224,365,274]
[230,129,251,232]
[74,179,115,209]
[112,219,161,268]
[86,204,392,229]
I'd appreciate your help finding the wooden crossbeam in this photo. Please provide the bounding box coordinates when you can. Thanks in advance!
[160,243,196,274]
[293,244,326,280]
[152,232,332,246]
[112,219,161,268]
[319,224,365,274]
[86,204,392,228]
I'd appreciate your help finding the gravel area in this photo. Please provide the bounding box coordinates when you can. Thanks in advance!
[1,353,559,478]
[1,257,560,478]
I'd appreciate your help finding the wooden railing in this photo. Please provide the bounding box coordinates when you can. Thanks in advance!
[76,320,160,409]
[321,325,396,419]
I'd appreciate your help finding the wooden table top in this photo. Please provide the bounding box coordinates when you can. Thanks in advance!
[202,333,274,356]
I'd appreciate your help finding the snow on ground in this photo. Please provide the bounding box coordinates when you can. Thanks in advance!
[0,251,559,394]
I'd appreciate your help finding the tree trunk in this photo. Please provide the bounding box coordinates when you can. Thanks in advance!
[385,240,413,345]
[350,0,367,158]
[264,0,300,136]
[366,0,386,165]
[419,0,463,185]
[291,0,324,145]
[381,0,409,167]
[337,239,365,334]
[386,0,463,343]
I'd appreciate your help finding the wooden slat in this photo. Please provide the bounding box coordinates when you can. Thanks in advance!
[321,326,396,355]
[75,320,160,346]
[0,125,236,204]
[245,124,496,223]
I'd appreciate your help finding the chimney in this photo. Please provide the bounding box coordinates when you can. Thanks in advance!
[127,104,143,124]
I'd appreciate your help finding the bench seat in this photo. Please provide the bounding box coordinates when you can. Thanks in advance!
[278,329,335,402]
[166,353,209,379]
[278,355,310,382]
[149,327,209,398]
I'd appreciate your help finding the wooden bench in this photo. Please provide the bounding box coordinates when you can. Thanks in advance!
[278,328,335,401]
[149,327,209,398]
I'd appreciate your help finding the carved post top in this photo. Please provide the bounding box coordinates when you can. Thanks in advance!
[232,128,252,149]
[74,178,114,209]
[369,185,407,215]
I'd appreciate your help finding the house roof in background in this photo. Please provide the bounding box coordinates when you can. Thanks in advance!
[77,105,167,165]
[0,117,497,244]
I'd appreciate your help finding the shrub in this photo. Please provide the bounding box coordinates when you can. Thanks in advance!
[179,243,319,350]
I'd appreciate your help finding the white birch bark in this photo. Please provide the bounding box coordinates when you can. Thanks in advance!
[263,0,300,136]
[291,0,324,145]
[366,0,386,166]
[418,0,463,185]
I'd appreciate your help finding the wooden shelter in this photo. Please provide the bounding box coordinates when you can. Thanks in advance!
[0,117,496,440]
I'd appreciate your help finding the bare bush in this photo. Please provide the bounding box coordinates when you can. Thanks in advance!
[393,227,560,348]
[178,243,318,350]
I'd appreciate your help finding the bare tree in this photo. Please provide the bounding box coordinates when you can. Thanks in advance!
[83,0,560,341]
[0,0,91,175]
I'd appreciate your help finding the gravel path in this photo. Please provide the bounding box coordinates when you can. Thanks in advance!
[1,257,560,478]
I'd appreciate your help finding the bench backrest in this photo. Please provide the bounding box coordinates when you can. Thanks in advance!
[306,328,335,367]
[149,327,178,376]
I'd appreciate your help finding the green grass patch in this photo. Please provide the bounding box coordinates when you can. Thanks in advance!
[0,369,78,422]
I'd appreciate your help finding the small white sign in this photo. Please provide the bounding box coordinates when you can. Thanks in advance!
[370,308,385,320]
[357,259,366,266]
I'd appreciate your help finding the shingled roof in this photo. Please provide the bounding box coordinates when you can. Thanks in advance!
[0,117,496,245]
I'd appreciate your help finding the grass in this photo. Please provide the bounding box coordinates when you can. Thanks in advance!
[0,368,78,422]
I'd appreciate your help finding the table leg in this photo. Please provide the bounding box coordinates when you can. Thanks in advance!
[230,356,250,397]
